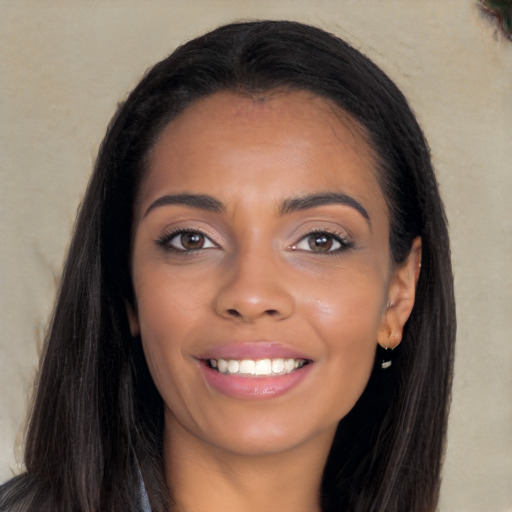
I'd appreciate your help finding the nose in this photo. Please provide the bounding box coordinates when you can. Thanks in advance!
[213,251,295,323]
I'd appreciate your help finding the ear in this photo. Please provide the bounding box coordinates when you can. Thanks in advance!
[377,237,422,349]
[125,300,140,337]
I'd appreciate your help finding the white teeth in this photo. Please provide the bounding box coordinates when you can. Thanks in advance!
[239,359,256,374]
[284,358,295,373]
[218,359,228,373]
[227,360,239,374]
[254,359,272,376]
[271,358,285,374]
[208,357,307,376]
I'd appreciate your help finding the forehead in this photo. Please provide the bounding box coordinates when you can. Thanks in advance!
[138,90,385,220]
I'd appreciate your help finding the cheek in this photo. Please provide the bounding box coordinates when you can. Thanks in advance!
[301,272,385,386]
[304,271,386,338]
[131,270,193,380]
[133,264,208,335]
[133,276,203,419]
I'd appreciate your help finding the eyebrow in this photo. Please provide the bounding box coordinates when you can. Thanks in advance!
[144,193,225,217]
[144,191,370,225]
[280,192,370,224]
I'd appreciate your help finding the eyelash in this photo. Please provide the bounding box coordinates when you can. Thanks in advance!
[155,228,353,254]
[292,230,353,254]
[156,228,218,253]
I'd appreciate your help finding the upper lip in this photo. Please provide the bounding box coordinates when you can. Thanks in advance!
[197,341,312,361]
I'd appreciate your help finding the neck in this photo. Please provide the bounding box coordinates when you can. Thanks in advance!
[164,415,334,512]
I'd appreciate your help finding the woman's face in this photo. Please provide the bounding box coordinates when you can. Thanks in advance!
[128,90,415,457]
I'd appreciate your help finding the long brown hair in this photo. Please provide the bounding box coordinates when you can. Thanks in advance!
[0,21,455,512]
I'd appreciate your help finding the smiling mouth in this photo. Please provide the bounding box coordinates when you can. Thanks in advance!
[206,358,310,377]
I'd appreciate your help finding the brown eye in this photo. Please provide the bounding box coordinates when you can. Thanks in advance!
[157,230,217,252]
[292,231,351,254]
[180,232,205,250]
[308,233,334,252]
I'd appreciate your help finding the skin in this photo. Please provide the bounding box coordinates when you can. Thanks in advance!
[128,90,420,512]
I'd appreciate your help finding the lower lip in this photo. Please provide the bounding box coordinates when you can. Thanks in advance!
[199,361,313,400]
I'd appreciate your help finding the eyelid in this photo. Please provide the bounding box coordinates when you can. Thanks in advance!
[290,228,353,253]
[156,227,220,252]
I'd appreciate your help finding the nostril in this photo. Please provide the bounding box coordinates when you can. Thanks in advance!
[225,308,279,319]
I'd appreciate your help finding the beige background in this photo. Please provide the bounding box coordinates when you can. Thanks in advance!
[1,1,511,510]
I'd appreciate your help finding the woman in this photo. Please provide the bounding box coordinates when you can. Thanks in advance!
[0,20,455,512]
